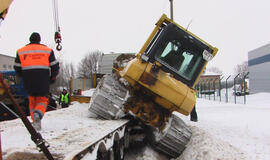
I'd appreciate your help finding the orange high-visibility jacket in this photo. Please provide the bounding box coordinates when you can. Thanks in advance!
[14,43,59,96]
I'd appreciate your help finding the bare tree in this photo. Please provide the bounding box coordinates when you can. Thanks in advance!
[50,59,76,94]
[234,61,248,79]
[69,63,76,78]
[77,50,103,78]
[62,62,76,81]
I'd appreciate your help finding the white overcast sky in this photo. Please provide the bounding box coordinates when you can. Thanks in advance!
[0,0,270,75]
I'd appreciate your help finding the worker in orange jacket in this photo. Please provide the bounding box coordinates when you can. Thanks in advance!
[14,32,59,131]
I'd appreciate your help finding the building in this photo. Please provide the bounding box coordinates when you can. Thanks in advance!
[248,43,270,93]
[0,54,15,71]
[199,71,221,83]
[198,70,221,92]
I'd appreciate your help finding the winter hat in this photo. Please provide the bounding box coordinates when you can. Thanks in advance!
[29,32,41,43]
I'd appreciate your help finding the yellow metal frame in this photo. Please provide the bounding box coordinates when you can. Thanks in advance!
[120,14,218,116]
[0,0,13,16]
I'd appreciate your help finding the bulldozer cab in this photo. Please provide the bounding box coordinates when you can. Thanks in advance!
[144,22,215,87]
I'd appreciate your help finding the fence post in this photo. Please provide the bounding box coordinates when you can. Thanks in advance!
[244,72,249,104]
[225,75,231,103]
[195,84,199,97]
[204,80,208,98]
[200,81,204,98]
[213,78,218,101]
[219,76,224,102]
[83,78,86,91]
[208,79,212,100]
[69,77,73,94]
[234,74,240,104]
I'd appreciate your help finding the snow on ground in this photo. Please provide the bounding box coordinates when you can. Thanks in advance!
[82,88,96,97]
[1,93,270,160]
[178,93,270,160]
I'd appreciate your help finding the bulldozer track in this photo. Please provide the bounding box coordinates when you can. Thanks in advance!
[89,74,192,158]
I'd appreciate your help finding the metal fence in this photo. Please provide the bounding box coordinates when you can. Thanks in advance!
[196,72,249,104]
[69,78,92,94]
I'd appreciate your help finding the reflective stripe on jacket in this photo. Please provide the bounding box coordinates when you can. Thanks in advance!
[61,93,69,104]
[17,44,51,70]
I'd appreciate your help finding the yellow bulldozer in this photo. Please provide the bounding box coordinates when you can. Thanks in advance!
[89,14,218,158]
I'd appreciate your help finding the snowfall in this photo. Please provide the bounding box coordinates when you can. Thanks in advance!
[1,90,270,160]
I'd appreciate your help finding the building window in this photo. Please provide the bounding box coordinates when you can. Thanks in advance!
[3,64,7,69]
[9,65,12,69]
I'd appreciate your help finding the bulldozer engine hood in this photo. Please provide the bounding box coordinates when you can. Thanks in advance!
[120,58,196,115]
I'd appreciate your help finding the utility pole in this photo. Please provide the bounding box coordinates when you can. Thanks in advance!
[169,0,174,20]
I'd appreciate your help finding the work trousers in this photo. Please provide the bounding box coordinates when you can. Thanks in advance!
[61,103,69,108]
[28,96,48,121]
[190,106,198,121]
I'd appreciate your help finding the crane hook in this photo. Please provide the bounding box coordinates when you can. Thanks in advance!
[56,43,62,51]
[54,31,62,51]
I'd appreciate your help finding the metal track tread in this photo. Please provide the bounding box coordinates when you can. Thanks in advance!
[149,113,192,158]
[89,74,128,119]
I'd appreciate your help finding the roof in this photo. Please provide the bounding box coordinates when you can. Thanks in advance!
[0,53,15,59]
[203,70,221,76]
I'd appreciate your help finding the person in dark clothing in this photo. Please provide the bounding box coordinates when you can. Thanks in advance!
[47,93,57,112]
[59,89,70,108]
[190,105,198,122]
[14,32,59,131]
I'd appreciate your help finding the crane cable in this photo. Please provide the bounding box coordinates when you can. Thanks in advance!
[52,0,62,51]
